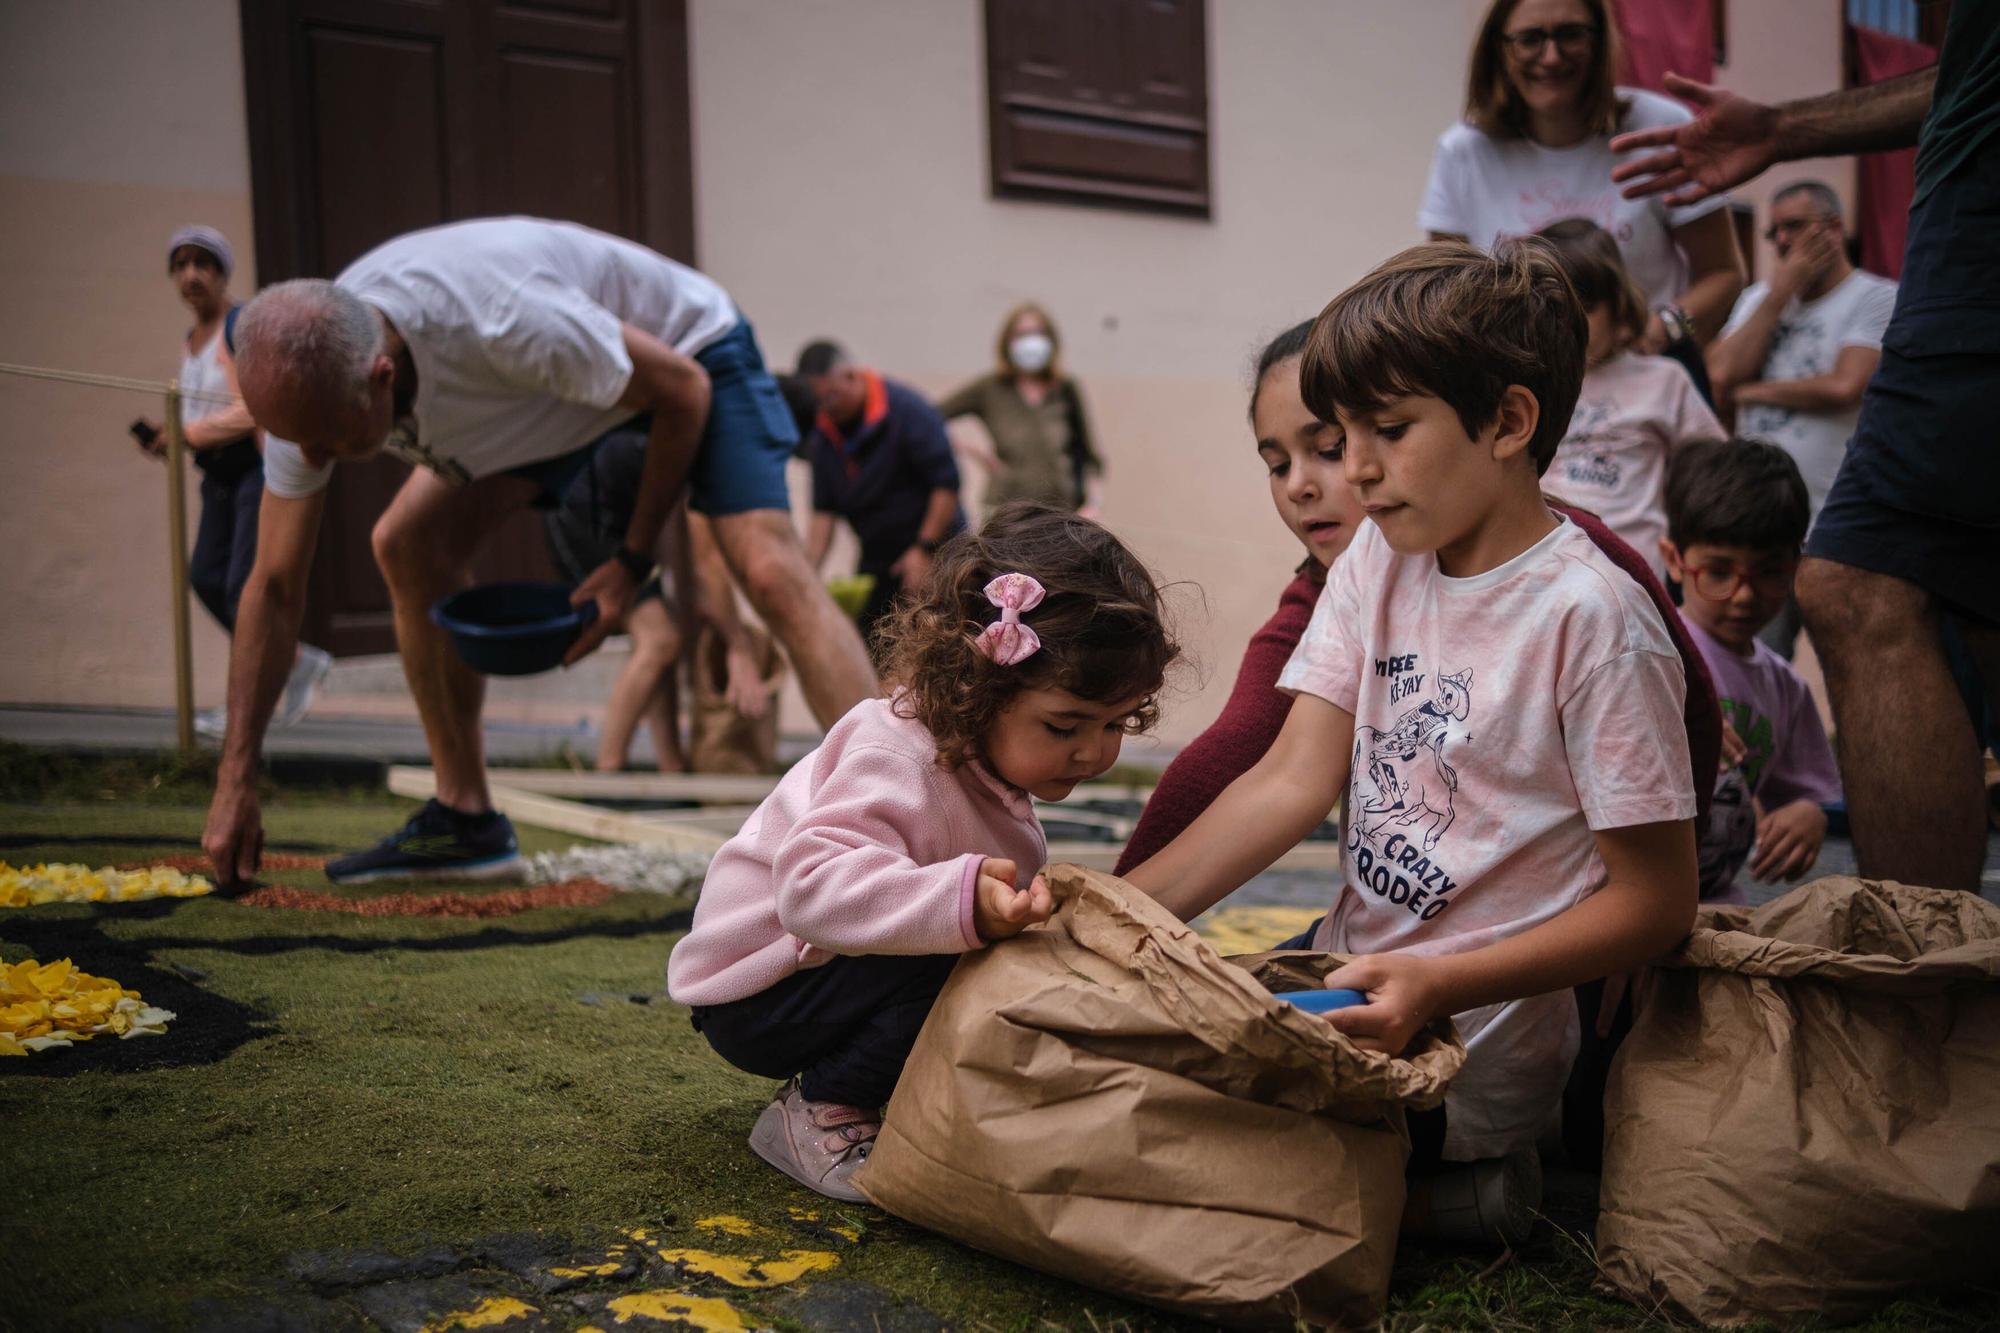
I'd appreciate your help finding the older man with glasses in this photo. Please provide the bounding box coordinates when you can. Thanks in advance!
[1705,180,1896,656]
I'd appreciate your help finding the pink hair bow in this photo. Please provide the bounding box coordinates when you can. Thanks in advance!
[977,572,1045,666]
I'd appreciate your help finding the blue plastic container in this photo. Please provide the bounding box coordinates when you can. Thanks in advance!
[1276,988,1369,1014]
[430,581,599,677]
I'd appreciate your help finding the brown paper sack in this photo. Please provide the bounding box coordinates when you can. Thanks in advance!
[858,866,1465,1330]
[1597,877,2000,1326]
[688,622,786,774]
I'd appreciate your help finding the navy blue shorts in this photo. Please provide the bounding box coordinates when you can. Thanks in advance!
[505,318,799,517]
[1806,341,2000,627]
[1806,128,2000,628]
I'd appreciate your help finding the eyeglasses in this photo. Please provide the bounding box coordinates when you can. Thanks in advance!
[1500,22,1600,58]
[1763,216,1831,242]
[1685,560,1795,602]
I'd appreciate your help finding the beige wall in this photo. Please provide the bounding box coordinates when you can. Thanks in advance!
[0,0,1852,752]
[687,0,1851,750]
[1713,1,1858,277]
[689,0,1481,751]
[0,0,252,708]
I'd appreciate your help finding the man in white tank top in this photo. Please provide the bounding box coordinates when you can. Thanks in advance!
[134,226,331,736]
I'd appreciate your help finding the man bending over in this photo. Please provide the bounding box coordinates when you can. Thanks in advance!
[206,217,877,886]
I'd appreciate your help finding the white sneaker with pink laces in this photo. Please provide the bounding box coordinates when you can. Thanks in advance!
[747,1079,880,1203]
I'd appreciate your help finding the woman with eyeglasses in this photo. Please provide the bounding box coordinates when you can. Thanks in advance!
[1422,0,1745,361]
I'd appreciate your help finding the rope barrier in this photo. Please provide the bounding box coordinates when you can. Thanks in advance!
[2,358,1302,561]
[0,360,237,406]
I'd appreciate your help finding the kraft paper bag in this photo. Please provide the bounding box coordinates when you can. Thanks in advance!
[688,622,785,775]
[1597,877,2000,1327]
[858,866,1465,1330]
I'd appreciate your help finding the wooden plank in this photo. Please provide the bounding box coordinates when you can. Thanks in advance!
[437,766,1154,808]
[387,768,728,854]
[1043,842,1343,874]
[625,805,763,827]
[449,766,782,803]
[1034,807,1135,836]
[386,766,1336,870]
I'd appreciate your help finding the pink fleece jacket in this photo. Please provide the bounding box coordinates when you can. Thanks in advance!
[666,696,1048,1007]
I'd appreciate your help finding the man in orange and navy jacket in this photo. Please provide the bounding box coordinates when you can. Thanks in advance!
[797,340,966,653]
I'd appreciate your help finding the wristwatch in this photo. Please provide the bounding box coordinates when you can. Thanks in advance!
[918,537,944,555]
[613,546,653,580]
[1655,303,1692,345]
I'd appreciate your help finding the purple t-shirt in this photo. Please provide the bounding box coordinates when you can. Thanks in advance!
[1685,617,1843,897]
[1685,619,1843,810]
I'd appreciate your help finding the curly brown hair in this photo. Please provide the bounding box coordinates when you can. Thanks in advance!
[879,502,1179,770]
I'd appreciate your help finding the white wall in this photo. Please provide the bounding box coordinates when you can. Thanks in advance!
[0,0,1853,746]
[1714,0,1858,276]
[0,0,253,708]
[688,0,1478,749]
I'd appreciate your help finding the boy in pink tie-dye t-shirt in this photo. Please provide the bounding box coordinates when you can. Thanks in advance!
[1126,240,1696,1246]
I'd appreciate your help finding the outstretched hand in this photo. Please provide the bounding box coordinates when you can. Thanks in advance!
[563,558,639,665]
[973,858,1054,942]
[1609,72,1781,205]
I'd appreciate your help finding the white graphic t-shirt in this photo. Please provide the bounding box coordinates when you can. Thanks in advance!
[1721,269,1898,514]
[1279,517,1695,1160]
[1418,89,1731,306]
[262,217,739,499]
[1545,352,1723,581]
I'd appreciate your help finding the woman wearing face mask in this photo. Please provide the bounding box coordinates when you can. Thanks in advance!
[1422,0,1744,380]
[939,303,1104,516]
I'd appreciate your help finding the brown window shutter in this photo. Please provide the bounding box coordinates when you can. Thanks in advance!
[985,0,1211,218]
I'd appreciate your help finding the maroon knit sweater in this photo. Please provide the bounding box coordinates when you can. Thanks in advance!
[1115,505,1720,875]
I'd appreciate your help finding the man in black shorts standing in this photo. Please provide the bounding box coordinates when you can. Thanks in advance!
[1610,0,1997,891]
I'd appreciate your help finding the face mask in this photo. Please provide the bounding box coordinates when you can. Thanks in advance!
[1007,333,1054,374]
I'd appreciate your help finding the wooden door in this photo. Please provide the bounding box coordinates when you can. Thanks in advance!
[240,0,694,655]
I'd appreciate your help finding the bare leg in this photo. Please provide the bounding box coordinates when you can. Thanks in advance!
[372,470,537,814]
[597,597,683,771]
[1797,557,1987,890]
[709,508,878,726]
[644,667,685,772]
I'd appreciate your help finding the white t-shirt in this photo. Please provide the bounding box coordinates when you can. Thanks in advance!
[262,217,738,498]
[1545,351,1723,580]
[1278,517,1694,1160]
[1419,88,1731,306]
[178,327,235,428]
[1720,269,1897,514]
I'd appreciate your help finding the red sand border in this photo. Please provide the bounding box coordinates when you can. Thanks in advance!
[236,877,618,918]
[124,853,328,874]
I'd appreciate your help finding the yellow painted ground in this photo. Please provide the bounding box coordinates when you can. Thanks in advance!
[1193,904,1321,957]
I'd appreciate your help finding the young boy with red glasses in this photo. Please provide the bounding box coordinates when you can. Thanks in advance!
[1661,437,1842,898]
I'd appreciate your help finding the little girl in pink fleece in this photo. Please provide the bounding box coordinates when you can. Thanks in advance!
[667,502,1179,1203]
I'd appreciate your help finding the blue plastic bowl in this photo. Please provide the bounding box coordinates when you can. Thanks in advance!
[430,581,599,677]
[1276,988,1369,1014]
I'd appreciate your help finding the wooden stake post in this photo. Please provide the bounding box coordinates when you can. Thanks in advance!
[163,387,196,754]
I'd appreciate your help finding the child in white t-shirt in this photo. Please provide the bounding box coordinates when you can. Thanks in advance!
[1536,218,1724,581]
[1123,238,1697,1248]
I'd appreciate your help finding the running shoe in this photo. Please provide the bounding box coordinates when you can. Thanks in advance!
[324,798,524,884]
[273,645,334,729]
